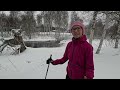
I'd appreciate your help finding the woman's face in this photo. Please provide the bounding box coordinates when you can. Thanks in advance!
[71,25,83,39]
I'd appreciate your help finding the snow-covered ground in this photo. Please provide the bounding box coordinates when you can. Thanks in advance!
[0,35,120,79]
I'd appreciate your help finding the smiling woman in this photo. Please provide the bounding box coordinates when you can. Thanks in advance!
[71,25,83,39]
[47,21,94,79]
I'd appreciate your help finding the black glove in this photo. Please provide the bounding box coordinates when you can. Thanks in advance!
[46,55,53,64]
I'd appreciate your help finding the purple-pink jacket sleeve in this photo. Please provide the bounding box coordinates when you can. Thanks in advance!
[85,46,94,79]
[51,43,70,65]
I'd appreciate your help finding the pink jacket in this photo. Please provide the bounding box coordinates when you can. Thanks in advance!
[51,35,94,79]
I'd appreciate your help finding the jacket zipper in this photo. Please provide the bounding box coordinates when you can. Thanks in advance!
[70,42,76,78]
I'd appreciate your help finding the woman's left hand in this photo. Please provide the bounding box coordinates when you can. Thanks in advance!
[84,76,87,79]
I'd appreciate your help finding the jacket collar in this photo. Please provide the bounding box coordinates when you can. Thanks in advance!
[72,35,87,44]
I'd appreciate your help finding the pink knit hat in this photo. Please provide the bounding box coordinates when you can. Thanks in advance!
[70,21,85,35]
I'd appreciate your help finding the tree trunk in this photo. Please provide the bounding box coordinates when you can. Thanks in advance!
[96,13,110,54]
[55,27,61,41]
[115,38,119,48]
[89,11,98,45]
[114,20,120,48]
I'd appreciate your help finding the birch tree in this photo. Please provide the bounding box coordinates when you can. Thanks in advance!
[89,11,98,45]
[110,11,120,48]
[96,11,111,54]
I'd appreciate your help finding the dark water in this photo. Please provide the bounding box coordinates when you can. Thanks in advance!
[24,40,62,48]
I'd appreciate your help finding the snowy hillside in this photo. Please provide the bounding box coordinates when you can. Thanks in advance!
[0,35,120,79]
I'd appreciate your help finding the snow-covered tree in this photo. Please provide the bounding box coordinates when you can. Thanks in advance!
[89,11,98,45]
[107,11,120,48]
[8,11,21,29]
[96,11,112,54]
[21,11,36,39]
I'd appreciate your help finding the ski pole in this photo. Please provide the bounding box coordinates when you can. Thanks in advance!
[45,63,50,79]
[45,54,52,79]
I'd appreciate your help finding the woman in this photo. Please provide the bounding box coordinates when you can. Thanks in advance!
[47,21,94,79]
